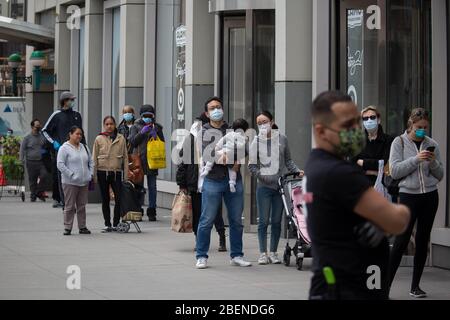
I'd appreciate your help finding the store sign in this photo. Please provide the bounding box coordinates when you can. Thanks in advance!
[0,99,27,137]
[175,25,186,125]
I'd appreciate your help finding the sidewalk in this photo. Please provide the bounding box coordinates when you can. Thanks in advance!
[0,197,449,300]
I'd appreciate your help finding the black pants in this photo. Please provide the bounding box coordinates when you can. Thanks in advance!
[98,171,123,227]
[50,151,61,202]
[191,191,225,236]
[388,190,439,291]
[26,160,47,198]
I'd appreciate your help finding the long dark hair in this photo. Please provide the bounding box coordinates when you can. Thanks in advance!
[103,115,117,125]
[256,110,278,129]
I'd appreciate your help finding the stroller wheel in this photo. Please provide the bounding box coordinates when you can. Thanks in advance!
[296,257,303,270]
[116,222,126,233]
[123,223,130,233]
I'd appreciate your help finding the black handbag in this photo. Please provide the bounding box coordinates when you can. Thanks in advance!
[383,136,404,195]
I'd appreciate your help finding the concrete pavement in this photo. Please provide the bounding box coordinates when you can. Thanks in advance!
[0,196,449,300]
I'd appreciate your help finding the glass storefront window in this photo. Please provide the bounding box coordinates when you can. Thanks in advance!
[386,0,432,136]
[254,11,275,115]
[339,0,432,136]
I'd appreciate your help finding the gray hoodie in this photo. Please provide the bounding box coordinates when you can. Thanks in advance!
[389,131,444,194]
[57,142,94,187]
[248,132,299,190]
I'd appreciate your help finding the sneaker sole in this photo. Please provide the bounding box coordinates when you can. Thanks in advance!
[230,261,252,267]
[409,293,427,298]
[196,265,207,269]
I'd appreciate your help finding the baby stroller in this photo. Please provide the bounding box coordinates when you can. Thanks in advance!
[278,173,312,270]
[116,181,146,233]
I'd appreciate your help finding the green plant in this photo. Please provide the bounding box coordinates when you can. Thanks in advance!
[0,135,21,157]
[0,155,23,181]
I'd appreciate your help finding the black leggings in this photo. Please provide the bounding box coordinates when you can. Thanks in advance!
[388,190,439,290]
[98,171,123,227]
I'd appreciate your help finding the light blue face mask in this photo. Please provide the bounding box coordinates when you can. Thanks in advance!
[123,113,134,122]
[142,117,153,124]
[209,108,224,122]
[415,128,426,139]
[363,119,378,131]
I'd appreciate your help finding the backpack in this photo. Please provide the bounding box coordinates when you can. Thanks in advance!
[383,136,404,195]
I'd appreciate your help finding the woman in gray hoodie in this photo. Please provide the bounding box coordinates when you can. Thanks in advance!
[57,126,94,236]
[388,108,444,298]
[249,111,302,265]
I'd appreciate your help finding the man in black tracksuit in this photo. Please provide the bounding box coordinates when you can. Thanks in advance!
[42,91,84,208]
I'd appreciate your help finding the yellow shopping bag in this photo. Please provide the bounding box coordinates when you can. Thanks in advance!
[147,137,166,169]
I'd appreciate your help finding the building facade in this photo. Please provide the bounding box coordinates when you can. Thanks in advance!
[23,0,449,268]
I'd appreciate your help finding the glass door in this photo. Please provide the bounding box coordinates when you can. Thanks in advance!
[223,17,253,230]
[339,0,386,117]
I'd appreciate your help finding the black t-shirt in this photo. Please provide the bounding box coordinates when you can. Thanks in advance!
[304,149,389,300]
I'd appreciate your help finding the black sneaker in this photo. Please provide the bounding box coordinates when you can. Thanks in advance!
[101,227,113,233]
[63,229,71,236]
[79,228,91,235]
[410,287,427,298]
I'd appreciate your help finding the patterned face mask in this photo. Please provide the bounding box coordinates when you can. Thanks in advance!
[327,127,366,159]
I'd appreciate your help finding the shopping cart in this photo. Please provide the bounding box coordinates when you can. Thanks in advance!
[0,162,25,202]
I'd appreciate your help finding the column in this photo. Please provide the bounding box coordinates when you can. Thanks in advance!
[119,0,145,110]
[54,3,71,108]
[275,0,312,169]
[143,0,156,105]
[84,0,103,147]
[185,0,215,127]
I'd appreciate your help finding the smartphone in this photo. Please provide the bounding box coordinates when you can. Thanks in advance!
[427,146,436,152]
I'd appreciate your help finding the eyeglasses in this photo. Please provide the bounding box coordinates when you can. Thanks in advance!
[362,115,377,121]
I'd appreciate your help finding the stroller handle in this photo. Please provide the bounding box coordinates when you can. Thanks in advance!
[277,172,302,187]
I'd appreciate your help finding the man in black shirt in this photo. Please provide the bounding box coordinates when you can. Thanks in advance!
[305,91,410,300]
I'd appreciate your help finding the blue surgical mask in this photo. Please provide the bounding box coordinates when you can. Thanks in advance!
[209,108,224,122]
[123,113,134,122]
[142,117,153,124]
[415,128,426,139]
[363,119,378,132]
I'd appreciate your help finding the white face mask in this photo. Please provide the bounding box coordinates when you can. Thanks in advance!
[258,123,272,136]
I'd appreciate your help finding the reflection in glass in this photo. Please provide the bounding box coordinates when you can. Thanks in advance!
[228,27,246,122]
[387,0,432,135]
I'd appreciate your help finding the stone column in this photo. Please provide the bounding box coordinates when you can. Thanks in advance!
[143,0,156,106]
[185,0,215,127]
[119,0,145,110]
[275,0,312,238]
[54,3,71,109]
[83,0,103,147]
[275,0,312,169]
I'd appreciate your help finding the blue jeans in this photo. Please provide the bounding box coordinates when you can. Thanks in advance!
[147,174,157,209]
[196,177,244,259]
[257,186,283,253]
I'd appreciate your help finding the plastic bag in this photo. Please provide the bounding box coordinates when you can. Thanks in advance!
[146,137,166,169]
[374,160,391,201]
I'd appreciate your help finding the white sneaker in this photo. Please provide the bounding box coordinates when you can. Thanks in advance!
[230,256,252,267]
[196,258,208,269]
[258,253,269,265]
[268,252,281,264]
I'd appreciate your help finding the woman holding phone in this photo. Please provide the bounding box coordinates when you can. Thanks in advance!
[387,108,444,298]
